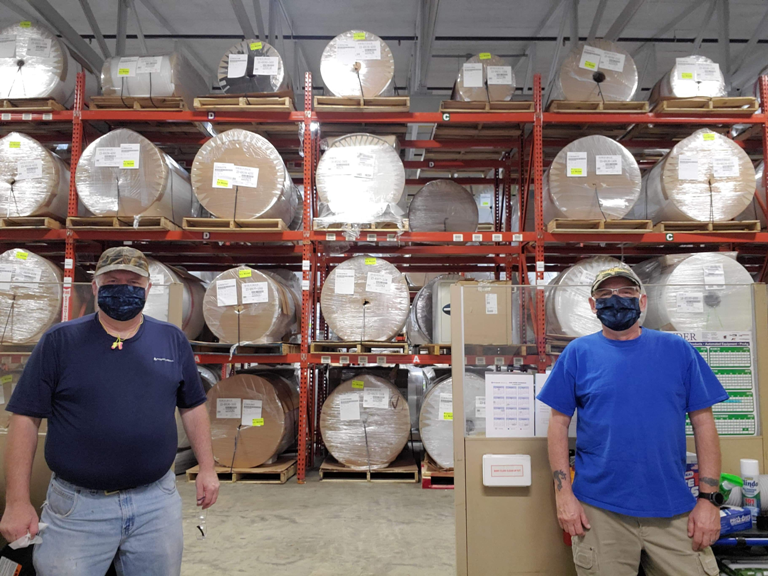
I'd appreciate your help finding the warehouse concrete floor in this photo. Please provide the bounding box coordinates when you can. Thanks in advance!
[177,471,456,576]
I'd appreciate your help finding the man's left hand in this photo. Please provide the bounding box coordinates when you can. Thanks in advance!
[688,498,721,551]
[195,467,220,510]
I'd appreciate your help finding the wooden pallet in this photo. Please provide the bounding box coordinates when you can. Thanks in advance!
[183,218,288,232]
[186,457,297,484]
[319,455,419,483]
[67,216,180,231]
[0,217,62,229]
[313,220,409,232]
[653,97,758,116]
[0,98,66,112]
[653,220,760,233]
[439,100,534,113]
[422,455,454,490]
[194,94,294,112]
[310,341,409,355]
[547,219,653,233]
[88,96,187,111]
[477,224,495,231]
[189,341,299,355]
[413,343,452,356]
[548,100,649,113]
[314,96,410,113]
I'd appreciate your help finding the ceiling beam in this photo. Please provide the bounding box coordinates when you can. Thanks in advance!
[77,0,110,59]
[587,0,608,42]
[115,0,127,56]
[252,0,266,40]
[718,0,731,86]
[544,0,571,106]
[267,0,276,42]
[126,0,148,54]
[693,0,716,53]
[630,2,705,57]
[414,0,439,94]
[273,0,315,90]
[0,0,37,24]
[603,0,646,42]
[732,4,768,75]
[569,0,579,50]
[229,0,256,39]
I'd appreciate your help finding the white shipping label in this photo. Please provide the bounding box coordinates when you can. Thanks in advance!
[136,56,163,74]
[149,274,166,294]
[25,38,51,58]
[485,293,498,314]
[233,165,259,187]
[567,151,588,177]
[486,65,513,85]
[12,266,42,287]
[479,192,492,207]
[119,143,140,169]
[678,155,700,180]
[216,398,241,419]
[0,36,15,58]
[676,59,697,82]
[15,159,42,180]
[330,157,352,175]
[227,53,248,78]
[712,156,739,178]
[703,264,726,290]
[595,155,622,175]
[475,396,486,419]
[95,147,122,167]
[253,56,279,75]
[363,388,390,409]
[366,272,391,294]
[216,278,239,306]
[212,162,235,189]
[117,57,138,77]
[578,46,603,71]
[339,393,361,421]
[241,399,263,426]
[696,62,721,82]
[676,292,704,313]
[598,49,625,72]
[439,392,453,421]
[463,63,484,88]
[334,269,355,295]
[354,152,376,179]
[354,41,381,60]
[336,40,356,64]
[241,282,268,304]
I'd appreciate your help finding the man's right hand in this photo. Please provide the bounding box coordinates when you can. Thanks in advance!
[0,501,39,543]
[556,492,591,537]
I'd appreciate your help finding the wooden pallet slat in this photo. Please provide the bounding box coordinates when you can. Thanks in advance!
[186,457,297,484]
[547,219,653,233]
[653,220,760,233]
[314,95,410,113]
[439,100,534,113]
[182,217,289,232]
[0,216,62,229]
[319,455,419,483]
[190,341,298,355]
[548,100,649,113]
[67,216,180,231]
[313,220,409,232]
[88,95,187,111]
[194,94,294,112]
[0,98,66,112]
[421,455,454,490]
[653,96,758,116]
[310,341,409,355]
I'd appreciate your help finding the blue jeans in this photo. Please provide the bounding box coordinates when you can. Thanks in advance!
[33,469,183,576]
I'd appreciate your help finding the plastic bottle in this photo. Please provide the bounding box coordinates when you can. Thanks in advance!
[741,458,761,518]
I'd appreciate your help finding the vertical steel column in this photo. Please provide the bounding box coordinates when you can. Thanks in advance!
[533,74,546,371]
[760,75,768,223]
[493,167,501,232]
[503,154,513,281]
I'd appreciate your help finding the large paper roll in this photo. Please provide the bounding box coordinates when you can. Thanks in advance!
[737,161,766,228]
[144,258,205,340]
[0,132,69,219]
[320,374,410,469]
[203,266,299,345]
[407,274,462,345]
[634,253,753,332]
[76,128,196,224]
[191,128,298,226]
[320,30,395,98]
[207,373,299,468]
[556,40,638,101]
[651,55,726,101]
[320,256,409,342]
[637,129,755,223]
[470,185,495,224]
[544,135,641,222]
[408,180,479,232]
[0,21,74,104]
[177,365,220,449]
[453,53,515,102]
[217,40,291,94]
[419,373,485,469]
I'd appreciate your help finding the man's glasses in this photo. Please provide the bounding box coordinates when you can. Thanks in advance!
[592,286,641,299]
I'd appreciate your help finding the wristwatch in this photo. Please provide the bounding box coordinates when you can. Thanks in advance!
[698,491,725,506]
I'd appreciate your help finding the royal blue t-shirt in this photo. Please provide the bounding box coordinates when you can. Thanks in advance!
[537,328,728,518]
[7,314,206,491]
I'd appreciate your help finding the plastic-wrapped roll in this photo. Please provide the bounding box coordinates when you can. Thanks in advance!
[0,132,69,218]
[190,129,298,226]
[0,370,21,430]
[419,373,485,470]
[637,129,755,223]
[470,185,495,224]
[177,366,220,449]
[546,256,645,337]
[320,30,395,98]
[736,161,766,228]
[203,266,299,345]
[207,373,299,468]
[217,40,291,94]
[320,256,409,342]
[320,374,409,469]
[651,55,726,101]
[76,128,196,224]
[633,253,753,332]
[0,21,74,104]
[407,274,462,345]
[544,135,641,222]
[145,258,205,340]
[556,40,638,101]
[453,53,515,102]
[405,273,441,289]
[100,52,207,109]
[316,133,405,223]
[408,180,479,232]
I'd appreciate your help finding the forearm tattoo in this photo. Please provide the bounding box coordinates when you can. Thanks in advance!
[553,470,567,491]
[700,476,719,488]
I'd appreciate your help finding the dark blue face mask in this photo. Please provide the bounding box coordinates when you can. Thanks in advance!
[594,294,641,332]
[98,284,146,322]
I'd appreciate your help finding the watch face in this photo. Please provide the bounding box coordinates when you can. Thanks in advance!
[713,492,725,506]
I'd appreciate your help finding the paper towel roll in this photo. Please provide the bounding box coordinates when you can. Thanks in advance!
[144,258,205,340]
[320,374,410,469]
[320,30,395,98]
[217,40,292,94]
[408,180,479,232]
[736,161,766,228]
[453,53,516,102]
[556,40,638,101]
[407,274,462,345]
[651,55,726,100]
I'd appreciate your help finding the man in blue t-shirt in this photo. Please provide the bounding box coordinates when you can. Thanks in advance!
[537,266,727,576]
[0,247,220,576]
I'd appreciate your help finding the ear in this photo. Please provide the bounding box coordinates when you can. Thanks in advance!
[589,296,597,315]
[639,293,648,312]
[91,279,98,297]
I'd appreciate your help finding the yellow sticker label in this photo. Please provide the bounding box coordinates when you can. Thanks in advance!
[681,72,694,80]
[252,418,264,426]
[1,375,12,384]
[9,141,20,149]
[443,412,453,421]
[118,68,130,76]
[351,380,364,389]
[19,21,31,28]
[249,42,262,50]
[122,160,135,168]
[15,251,27,260]
[216,178,229,187]
[364,257,377,265]
[584,60,597,70]
[353,32,366,40]
[703,133,715,141]
[570,168,583,176]
[239,269,252,278]
[479,52,491,60]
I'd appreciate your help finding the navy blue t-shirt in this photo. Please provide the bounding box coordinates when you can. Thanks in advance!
[537,328,728,518]
[7,314,206,491]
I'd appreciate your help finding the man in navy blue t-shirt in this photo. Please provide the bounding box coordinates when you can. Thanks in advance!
[0,247,220,576]
[537,266,727,576]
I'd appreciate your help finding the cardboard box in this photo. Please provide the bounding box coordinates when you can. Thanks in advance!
[458,281,513,346]
[720,506,752,535]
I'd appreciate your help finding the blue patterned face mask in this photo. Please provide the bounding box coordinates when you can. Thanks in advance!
[594,295,641,331]
[98,284,146,321]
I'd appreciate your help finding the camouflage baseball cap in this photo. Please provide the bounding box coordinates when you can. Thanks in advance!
[94,247,149,278]
[591,266,640,295]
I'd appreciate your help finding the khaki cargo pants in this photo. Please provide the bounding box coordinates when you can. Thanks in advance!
[571,503,719,576]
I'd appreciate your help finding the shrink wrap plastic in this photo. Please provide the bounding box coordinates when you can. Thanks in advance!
[546,256,645,337]
[207,372,299,468]
[190,128,298,227]
[0,370,21,430]
[736,161,766,228]
[407,274,462,345]
[217,40,292,94]
[408,179,478,232]
[145,258,205,339]
[634,129,755,223]
[651,55,726,101]
[101,52,207,109]
[320,30,395,98]
[419,373,485,469]
[76,128,197,225]
[0,132,69,218]
[405,273,441,289]
[203,266,299,345]
[316,133,405,226]
[177,365,220,449]
[544,135,641,222]
[320,256,409,342]
[0,21,74,104]
[320,374,410,469]
[555,40,638,102]
[470,185,495,224]
[633,252,753,332]
[452,53,515,102]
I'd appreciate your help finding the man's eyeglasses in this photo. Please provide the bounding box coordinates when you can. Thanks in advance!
[592,286,641,299]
